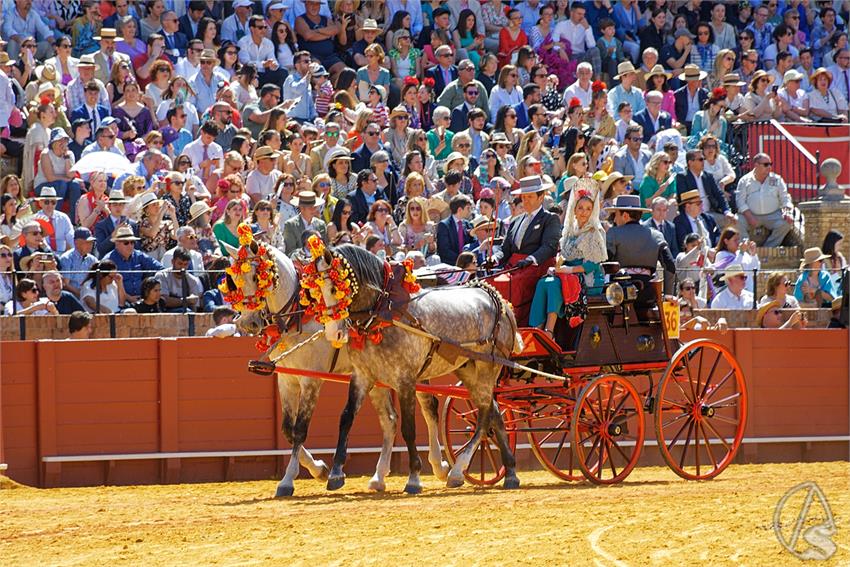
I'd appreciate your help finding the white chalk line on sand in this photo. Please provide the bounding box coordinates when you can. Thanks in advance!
[588,525,630,567]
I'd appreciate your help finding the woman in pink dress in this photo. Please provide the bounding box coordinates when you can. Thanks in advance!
[530,3,577,86]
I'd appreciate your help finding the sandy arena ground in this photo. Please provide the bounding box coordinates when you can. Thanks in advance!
[2,462,849,566]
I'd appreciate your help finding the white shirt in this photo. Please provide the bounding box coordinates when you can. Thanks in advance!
[562,81,592,108]
[735,171,793,215]
[689,168,709,213]
[246,169,282,201]
[552,19,596,53]
[181,137,224,170]
[175,57,201,81]
[710,287,754,310]
[827,64,850,101]
[34,211,74,254]
[161,246,204,271]
[0,70,15,129]
[238,35,277,69]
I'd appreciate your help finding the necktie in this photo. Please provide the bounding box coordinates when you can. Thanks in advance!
[202,144,209,161]
[515,214,530,248]
[456,218,464,250]
[844,70,849,100]
[90,106,98,132]
[47,216,57,250]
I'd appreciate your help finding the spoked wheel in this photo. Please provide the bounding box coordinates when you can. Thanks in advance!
[440,396,517,486]
[655,339,747,480]
[526,388,584,481]
[571,375,645,485]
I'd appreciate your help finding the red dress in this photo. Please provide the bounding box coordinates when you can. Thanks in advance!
[499,29,528,68]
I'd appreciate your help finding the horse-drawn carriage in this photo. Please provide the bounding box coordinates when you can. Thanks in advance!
[230,226,746,494]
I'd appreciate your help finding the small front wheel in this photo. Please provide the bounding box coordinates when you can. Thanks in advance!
[571,374,645,484]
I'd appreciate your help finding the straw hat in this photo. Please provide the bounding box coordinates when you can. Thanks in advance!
[360,18,381,32]
[470,215,496,235]
[78,54,97,68]
[604,194,650,213]
[107,189,129,204]
[800,247,831,268]
[719,264,747,282]
[36,187,62,201]
[254,145,281,161]
[36,64,57,82]
[678,64,708,82]
[200,49,219,63]
[644,64,670,82]
[188,201,214,223]
[721,73,746,87]
[444,151,468,170]
[490,132,512,146]
[324,146,353,170]
[783,69,804,84]
[94,28,119,41]
[809,67,833,86]
[749,69,774,89]
[600,171,634,194]
[426,196,449,215]
[0,52,16,66]
[614,61,637,80]
[678,189,702,205]
[756,299,781,327]
[389,105,410,121]
[138,191,163,210]
[290,191,325,208]
[111,225,140,242]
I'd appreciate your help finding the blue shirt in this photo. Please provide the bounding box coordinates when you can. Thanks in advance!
[105,248,164,297]
[60,248,98,290]
[282,71,316,122]
[607,84,646,116]
[516,1,541,37]
[2,7,52,42]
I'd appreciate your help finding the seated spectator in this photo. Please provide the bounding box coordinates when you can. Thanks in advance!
[776,69,809,122]
[79,260,129,313]
[132,276,166,313]
[674,65,709,133]
[794,247,838,308]
[710,264,754,309]
[69,80,112,144]
[95,189,138,257]
[13,221,57,272]
[822,230,847,290]
[0,244,15,305]
[637,152,677,214]
[436,194,473,266]
[735,153,794,248]
[676,149,735,230]
[294,1,345,77]
[205,306,240,337]
[699,135,736,203]
[3,278,59,316]
[281,191,328,255]
[641,197,679,257]
[154,248,203,312]
[238,15,287,87]
[162,226,205,273]
[678,277,707,309]
[105,226,164,303]
[34,130,84,223]
[68,311,93,339]
[713,227,761,294]
[33,187,75,255]
[759,272,801,309]
[757,299,806,329]
[808,67,849,123]
[41,270,86,314]
[612,125,652,186]
[690,87,729,143]
[60,227,98,297]
[674,190,720,255]
[740,70,779,122]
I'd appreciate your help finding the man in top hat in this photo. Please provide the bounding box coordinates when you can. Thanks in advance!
[239,14,287,87]
[70,80,112,143]
[735,152,794,248]
[282,191,328,254]
[436,194,474,266]
[710,264,754,310]
[95,190,139,257]
[246,145,283,204]
[105,225,164,303]
[606,194,676,304]
[673,188,720,254]
[633,90,674,144]
[65,54,109,115]
[607,62,645,117]
[674,64,708,134]
[60,227,98,296]
[32,187,74,254]
[92,28,131,85]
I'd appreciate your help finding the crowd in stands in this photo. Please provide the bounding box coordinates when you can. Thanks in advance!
[0,0,847,336]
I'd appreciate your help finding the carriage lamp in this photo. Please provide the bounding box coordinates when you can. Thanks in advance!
[606,282,625,306]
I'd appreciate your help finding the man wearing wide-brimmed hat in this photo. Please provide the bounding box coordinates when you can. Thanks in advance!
[673,64,708,133]
[33,186,74,254]
[463,215,502,267]
[246,145,283,204]
[92,28,131,85]
[710,264,754,310]
[607,61,646,117]
[606,194,677,302]
[673,189,720,254]
[94,189,139,257]
[281,191,328,254]
[105,224,164,302]
[65,54,109,112]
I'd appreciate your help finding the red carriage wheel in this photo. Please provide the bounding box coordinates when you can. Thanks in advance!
[440,396,517,486]
[570,374,645,485]
[654,339,747,480]
[526,388,584,481]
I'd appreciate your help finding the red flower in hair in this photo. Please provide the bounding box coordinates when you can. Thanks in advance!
[217,179,231,192]
[403,76,419,87]
[711,87,727,100]
[569,97,582,109]
[39,95,52,106]
[422,77,435,89]
[576,189,592,200]
[591,80,607,93]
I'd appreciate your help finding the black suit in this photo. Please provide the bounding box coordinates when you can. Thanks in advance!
[436,215,471,266]
[351,142,385,173]
[675,170,730,216]
[641,217,680,258]
[632,108,673,143]
[450,103,472,134]
[347,187,387,226]
[178,14,202,40]
[673,86,708,133]
[673,212,720,250]
[494,208,561,266]
[426,65,459,97]
[158,29,189,62]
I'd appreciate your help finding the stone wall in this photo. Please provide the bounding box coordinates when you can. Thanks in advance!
[798,200,850,260]
[0,313,217,341]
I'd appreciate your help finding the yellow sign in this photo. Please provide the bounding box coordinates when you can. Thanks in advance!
[662,301,680,339]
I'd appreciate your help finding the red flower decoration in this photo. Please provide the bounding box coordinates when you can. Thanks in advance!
[711,87,728,100]
[422,77,435,89]
[591,80,607,93]
[569,97,582,109]
[39,95,52,106]
[403,76,419,87]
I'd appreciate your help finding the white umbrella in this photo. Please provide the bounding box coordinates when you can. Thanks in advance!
[70,151,134,177]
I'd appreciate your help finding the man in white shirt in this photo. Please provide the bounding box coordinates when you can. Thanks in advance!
[245,146,282,204]
[238,15,286,87]
[181,122,224,180]
[33,188,74,254]
[710,264,754,309]
[221,0,254,44]
[562,62,593,108]
[161,226,204,272]
[827,48,850,103]
[552,3,602,75]
[735,153,794,247]
[175,39,203,81]
[192,50,229,118]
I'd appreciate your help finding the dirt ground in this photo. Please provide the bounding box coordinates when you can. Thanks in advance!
[2,462,849,566]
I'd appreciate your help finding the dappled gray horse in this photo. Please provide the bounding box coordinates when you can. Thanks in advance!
[224,240,448,496]
[312,244,523,493]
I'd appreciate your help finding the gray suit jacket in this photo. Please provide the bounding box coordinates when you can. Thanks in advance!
[93,50,131,85]
[282,215,327,255]
[612,145,653,181]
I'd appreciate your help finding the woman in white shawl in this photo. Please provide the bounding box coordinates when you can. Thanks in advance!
[529,188,608,334]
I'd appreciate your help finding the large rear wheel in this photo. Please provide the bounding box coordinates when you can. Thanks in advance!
[654,339,747,480]
[440,396,517,486]
[571,374,645,485]
[526,386,584,481]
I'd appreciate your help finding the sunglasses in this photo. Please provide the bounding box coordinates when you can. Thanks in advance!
[456,143,471,148]
[692,156,705,161]
[758,161,773,167]
[682,286,695,291]
[0,252,11,258]
[365,131,380,137]
[171,180,185,186]
[409,206,422,211]
[317,182,331,188]
[326,131,340,137]
[466,90,479,95]
[229,189,241,194]
[342,209,352,214]
[628,137,641,142]
[375,207,389,213]
[283,182,295,187]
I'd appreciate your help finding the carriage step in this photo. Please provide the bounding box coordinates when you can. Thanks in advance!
[248,360,276,376]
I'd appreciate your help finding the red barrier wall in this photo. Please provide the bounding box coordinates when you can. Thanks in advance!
[1,330,848,488]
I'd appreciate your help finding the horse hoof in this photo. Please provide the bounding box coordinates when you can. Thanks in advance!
[368,479,386,492]
[314,461,330,481]
[404,483,422,495]
[503,476,520,490]
[446,475,465,489]
[433,461,451,482]
[327,476,346,491]
[275,484,295,498]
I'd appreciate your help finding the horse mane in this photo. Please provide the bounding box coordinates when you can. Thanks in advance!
[265,243,299,312]
[333,244,386,312]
